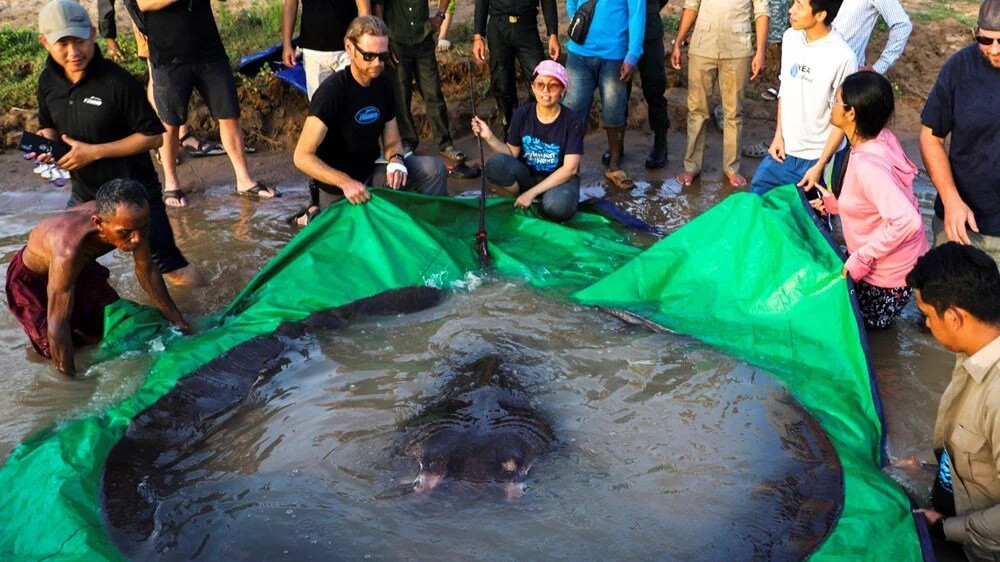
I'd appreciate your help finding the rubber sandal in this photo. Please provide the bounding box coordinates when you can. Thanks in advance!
[448,162,481,179]
[163,189,187,206]
[235,182,279,199]
[713,105,725,131]
[286,205,320,227]
[741,142,769,159]
[762,87,778,101]
[182,135,225,157]
[604,169,636,190]
[440,145,466,163]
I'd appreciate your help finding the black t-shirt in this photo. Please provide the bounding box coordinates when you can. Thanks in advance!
[143,0,227,66]
[36,50,166,201]
[921,44,1000,236]
[300,0,358,52]
[506,102,584,176]
[309,69,397,184]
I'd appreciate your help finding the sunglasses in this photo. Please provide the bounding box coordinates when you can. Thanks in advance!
[975,29,1000,46]
[351,41,391,62]
[531,80,563,92]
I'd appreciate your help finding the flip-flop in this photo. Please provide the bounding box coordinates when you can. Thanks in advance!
[235,183,279,199]
[448,162,481,179]
[181,134,226,157]
[604,168,636,190]
[762,87,779,101]
[163,189,187,206]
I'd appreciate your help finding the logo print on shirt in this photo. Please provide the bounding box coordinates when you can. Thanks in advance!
[82,96,103,107]
[521,135,560,173]
[355,106,380,125]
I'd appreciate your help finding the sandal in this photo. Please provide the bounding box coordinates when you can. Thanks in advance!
[713,105,725,131]
[163,189,187,206]
[762,87,778,101]
[448,162,481,179]
[604,168,636,190]
[741,142,769,159]
[287,205,320,227]
[180,132,225,157]
[440,145,466,163]
[235,182,279,199]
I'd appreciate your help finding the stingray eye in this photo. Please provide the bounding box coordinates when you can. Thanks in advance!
[501,459,518,472]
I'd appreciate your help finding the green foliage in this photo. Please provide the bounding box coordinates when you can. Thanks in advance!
[661,13,680,35]
[911,0,976,28]
[0,0,285,111]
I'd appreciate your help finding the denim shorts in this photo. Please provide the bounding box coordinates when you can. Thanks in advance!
[563,52,628,128]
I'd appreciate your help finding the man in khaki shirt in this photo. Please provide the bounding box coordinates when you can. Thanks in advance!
[907,242,1000,561]
[670,0,769,187]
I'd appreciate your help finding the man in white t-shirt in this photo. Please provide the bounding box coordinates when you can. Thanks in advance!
[750,0,857,195]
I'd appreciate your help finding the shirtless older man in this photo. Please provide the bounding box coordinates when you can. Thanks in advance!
[5,179,190,376]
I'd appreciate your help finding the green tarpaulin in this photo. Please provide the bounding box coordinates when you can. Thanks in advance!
[0,185,924,560]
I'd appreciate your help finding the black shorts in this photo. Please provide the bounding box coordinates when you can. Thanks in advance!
[151,59,240,126]
[67,183,190,275]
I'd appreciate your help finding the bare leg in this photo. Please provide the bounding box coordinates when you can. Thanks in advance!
[606,126,625,171]
[164,263,206,286]
[160,125,186,206]
[219,118,273,196]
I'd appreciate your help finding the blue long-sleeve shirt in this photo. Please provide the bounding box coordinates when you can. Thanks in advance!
[566,0,645,66]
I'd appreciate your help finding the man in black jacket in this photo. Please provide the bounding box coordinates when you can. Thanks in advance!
[472,0,560,135]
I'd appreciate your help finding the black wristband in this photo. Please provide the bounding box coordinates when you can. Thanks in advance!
[931,518,946,541]
[388,153,405,163]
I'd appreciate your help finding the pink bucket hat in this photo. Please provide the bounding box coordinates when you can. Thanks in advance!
[533,60,569,89]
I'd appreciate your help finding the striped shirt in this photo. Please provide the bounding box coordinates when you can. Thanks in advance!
[832,0,912,74]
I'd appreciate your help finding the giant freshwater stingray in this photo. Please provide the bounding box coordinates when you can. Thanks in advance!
[100,286,845,561]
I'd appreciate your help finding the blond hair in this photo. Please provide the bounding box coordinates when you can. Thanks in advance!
[345,15,389,43]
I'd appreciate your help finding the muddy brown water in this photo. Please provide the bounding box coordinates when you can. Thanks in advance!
[0,130,954,559]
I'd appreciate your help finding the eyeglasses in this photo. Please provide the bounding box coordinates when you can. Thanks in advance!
[975,29,1000,46]
[532,80,563,93]
[351,41,391,62]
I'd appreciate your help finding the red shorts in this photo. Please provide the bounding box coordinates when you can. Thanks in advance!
[4,247,120,358]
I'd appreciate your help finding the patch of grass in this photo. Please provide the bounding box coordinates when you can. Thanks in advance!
[0,0,286,112]
[662,13,680,35]
[875,16,888,33]
[911,0,977,28]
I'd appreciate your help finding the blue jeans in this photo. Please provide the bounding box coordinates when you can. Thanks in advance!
[563,53,628,128]
[750,149,848,195]
[484,153,580,222]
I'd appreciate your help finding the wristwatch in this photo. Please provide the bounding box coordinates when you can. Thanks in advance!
[435,10,446,19]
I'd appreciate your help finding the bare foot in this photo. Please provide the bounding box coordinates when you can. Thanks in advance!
[296,205,319,227]
[164,263,207,287]
[725,171,748,187]
[164,190,187,208]
[675,172,698,186]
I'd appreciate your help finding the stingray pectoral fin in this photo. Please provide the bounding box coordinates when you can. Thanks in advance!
[341,287,445,317]
[413,471,444,494]
[504,481,526,502]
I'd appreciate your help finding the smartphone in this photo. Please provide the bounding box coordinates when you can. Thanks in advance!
[17,131,70,160]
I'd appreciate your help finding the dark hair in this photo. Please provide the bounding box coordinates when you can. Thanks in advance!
[808,0,843,24]
[841,71,895,139]
[95,178,148,220]
[906,242,1000,324]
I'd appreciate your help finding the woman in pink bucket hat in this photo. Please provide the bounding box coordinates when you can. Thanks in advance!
[470,60,584,222]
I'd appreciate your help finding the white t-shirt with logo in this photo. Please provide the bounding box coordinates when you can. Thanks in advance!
[778,29,858,161]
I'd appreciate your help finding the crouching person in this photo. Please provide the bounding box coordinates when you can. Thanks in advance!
[293,16,448,215]
[4,180,191,376]
[470,60,583,222]
[908,243,1000,561]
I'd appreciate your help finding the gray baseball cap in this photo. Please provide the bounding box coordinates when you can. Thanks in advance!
[982,0,1000,31]
[38,0,92,43]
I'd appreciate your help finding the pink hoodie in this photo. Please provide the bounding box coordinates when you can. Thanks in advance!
[822,129,929,288]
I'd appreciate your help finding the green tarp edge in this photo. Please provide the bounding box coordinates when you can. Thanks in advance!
[0,186,921,560]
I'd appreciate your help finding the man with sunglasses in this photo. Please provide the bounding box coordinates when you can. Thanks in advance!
[920,0,1000,265]
[293,16,449,211]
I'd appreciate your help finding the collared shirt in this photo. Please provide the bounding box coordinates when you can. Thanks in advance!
[377,0,432,46]
[36,50,165,202]
[934,335,1000,559]
[684,0,769,60]
[832,0,911,74]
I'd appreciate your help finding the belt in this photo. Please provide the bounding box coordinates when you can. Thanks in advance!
[491,13,533,23]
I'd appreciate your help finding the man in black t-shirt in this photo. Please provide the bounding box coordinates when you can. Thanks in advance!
[33,0,202,286]
[281,0,372,99]
[293,16,448,213]
[137,0,276,205]
[920,0,1000,265]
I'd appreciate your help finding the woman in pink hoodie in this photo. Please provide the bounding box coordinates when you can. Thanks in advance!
[812,71,929,328]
